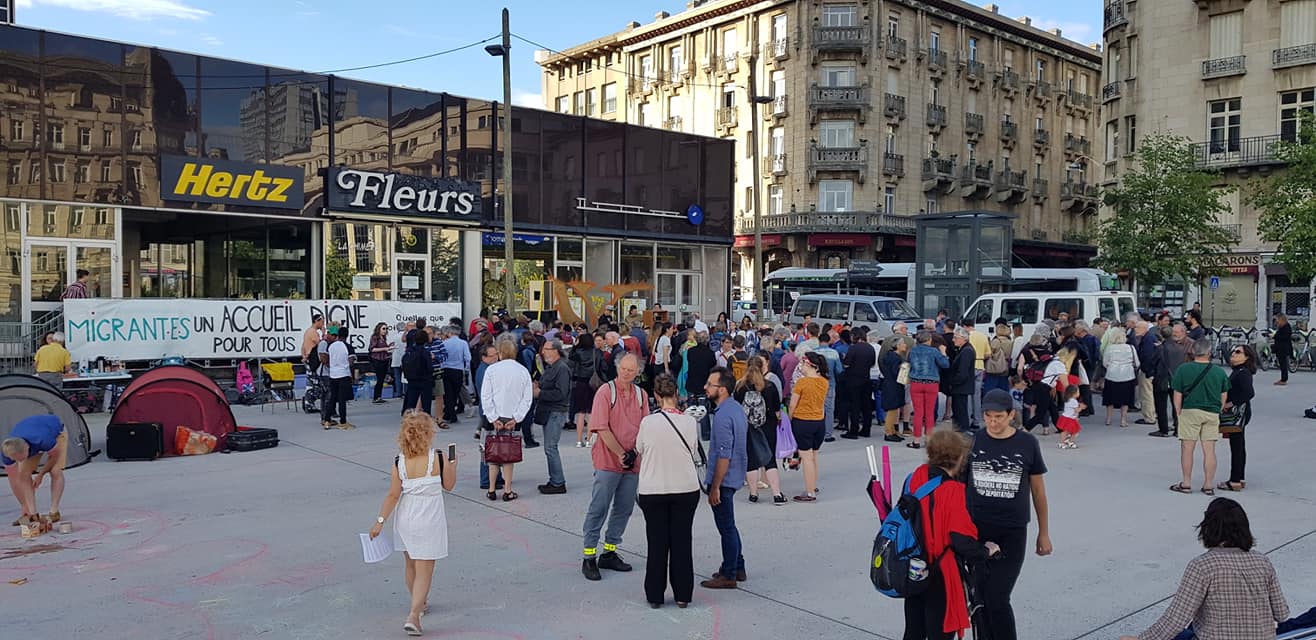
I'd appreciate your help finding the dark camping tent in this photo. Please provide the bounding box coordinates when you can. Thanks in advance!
[109,365,236,455]
[0,374,96,475]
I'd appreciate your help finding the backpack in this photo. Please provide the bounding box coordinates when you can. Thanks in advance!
[606,380,646,410]
[731,351,749,380]
[402,346,429,383]
[985,338,1011,375]
[742,388,767,429]
[871,474,943,598]
[1024,353,1054,383]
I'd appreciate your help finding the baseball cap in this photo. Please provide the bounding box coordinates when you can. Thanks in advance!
[982,389,1014,413]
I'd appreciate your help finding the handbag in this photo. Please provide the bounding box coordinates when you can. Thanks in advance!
[1219,403,1246,434]
[776,412,798,459]
[658,411,706,491]
[896,361,911,386]
[483,430,523,464]
[747,425,774,470]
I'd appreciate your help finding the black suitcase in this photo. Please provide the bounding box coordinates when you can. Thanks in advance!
[227,427,279,452]
[107,422,164,461]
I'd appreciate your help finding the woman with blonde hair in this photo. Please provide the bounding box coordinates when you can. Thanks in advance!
[369,411,457,636]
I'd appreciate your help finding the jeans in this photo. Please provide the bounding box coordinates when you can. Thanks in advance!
[871,379,886,425]
[971,370,985,427]
[709,485,744,576]
[636,491,699,604]
[846,380,873,436]
[543,411,567,487]
[974,524,1028,640]
[824,381,836,431]
[371,359,390,400]
[391,366,403,398]
[402,380,434,417]
[582,470,639,554]
[520,400,538,444]
[442,368,464,421]
[910,381,939,438]
[983,373,1010,395]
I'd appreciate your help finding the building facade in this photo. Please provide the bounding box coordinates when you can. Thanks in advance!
[0,24,734,364]
[539,0,1103,302]
[1103,0,1316,327]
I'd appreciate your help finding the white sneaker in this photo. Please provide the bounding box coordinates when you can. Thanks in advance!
[575,442,585,448]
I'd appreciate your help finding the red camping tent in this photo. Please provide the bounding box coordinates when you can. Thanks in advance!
[109,365,236,455]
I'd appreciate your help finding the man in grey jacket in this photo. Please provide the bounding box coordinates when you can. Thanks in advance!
[536,339,574,494]
[1150,324,1192,438]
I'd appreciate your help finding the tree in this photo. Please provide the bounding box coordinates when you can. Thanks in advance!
[1092,134,1238,288]
[1253,112,1316,283]
[324,251,353,300]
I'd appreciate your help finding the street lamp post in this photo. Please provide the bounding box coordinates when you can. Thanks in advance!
[746,63,774,324]
[486,8,515,316]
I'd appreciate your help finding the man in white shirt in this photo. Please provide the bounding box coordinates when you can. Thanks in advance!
[480,337,533,499]
[691,312,709,336]
[323,326,354,430]
[389,322,411,399]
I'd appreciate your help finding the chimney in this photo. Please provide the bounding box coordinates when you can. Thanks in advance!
[625,20,640,30]
[655,11,669,21]
[1017,15,1032,26]
[1048,27,1061,37]
[984,3,998,13]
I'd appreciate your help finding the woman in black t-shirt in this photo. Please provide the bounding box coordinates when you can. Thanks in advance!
[1218,345,1257,493]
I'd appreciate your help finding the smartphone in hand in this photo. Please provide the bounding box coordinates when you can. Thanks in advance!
[447,443,457,462]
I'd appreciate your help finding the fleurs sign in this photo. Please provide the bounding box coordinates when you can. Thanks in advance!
[327,168,482,220]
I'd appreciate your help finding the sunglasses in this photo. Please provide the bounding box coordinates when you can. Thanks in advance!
[1231,348,1245,355]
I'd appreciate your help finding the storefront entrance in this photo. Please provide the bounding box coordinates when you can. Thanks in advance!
[394,255,429,302]
[24,238,120,325]
[656,272,701,326]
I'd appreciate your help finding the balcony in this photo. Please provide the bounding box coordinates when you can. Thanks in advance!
[769,153,787,176]
[1102,80,1122,103]
[997,69,1020,93]
[1202,55,1246,79]
[808,141,869,183]
[1060,181,1100,212]
[1273,44,1316,69]
[738,210,915,235]
[768,37,790,61]
[1030,229,1049,241]
[808,85,871,123]
[1104,1,1127,33]
[715,54,740,76]
[1064,133,1091,157]
[964,59,986,84]
[766,94,788,118]
[664,116,683,131]
[1033,128,1050,149]
[715,106,738,130]
[965,112,984,136]
[882,152,905,177]
[926,47,948,75]
[1000,120,1018,146]
[813,25,870,53]
[1215,223,1242,241]
[662,67,687,86]
[1031,79,1053,100]
[1065,89,1093,111]
[1062,230,1092,245]
[926,103,947,129]
[883,93,907,120]
[885,35,908,61]
[994,168,1027,204]
[958,160,993,199]
[921,157,956,193]
[1189,134,1286,171]
[1032,178,1049,201]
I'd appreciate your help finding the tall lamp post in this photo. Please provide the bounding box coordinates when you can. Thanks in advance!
[746,63,774,323]
[486,8,515,315]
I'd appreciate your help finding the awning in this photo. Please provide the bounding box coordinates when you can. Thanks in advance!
[808,233,872,248]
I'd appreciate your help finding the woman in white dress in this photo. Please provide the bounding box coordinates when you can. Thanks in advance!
[370,411,456,636]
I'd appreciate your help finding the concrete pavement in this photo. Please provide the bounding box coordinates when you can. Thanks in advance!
[2,368,1314,639]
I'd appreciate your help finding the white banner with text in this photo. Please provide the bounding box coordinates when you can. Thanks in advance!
[63,299,462,361]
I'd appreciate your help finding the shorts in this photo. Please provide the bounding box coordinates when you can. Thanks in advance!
[1056,415,1082,435]
[792,418,826,451]
[432,375,445,397]
[1178,408,1220,442]
[17,430,68,476]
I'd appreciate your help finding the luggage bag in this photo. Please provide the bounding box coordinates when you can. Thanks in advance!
[107,422,164,461]
[226,427,279,452]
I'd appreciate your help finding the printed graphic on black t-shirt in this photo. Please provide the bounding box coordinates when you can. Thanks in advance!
[968,430,1047,529]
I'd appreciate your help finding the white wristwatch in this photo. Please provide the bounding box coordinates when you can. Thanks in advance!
[376,516,385,524]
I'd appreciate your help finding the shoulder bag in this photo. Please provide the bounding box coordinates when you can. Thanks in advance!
[658,411,706,492]
[1219,402,1247,433]
[896,361,911,386]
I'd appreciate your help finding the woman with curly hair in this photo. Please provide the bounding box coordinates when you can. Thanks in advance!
[369,411,457,636]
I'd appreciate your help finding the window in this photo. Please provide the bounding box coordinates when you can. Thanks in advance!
[8,119,21,141]
[968,89,978,114]
[5,205,17,232]
[968,300,995,326]
[722,82,737,108]
[966,140,977,162]
[639,55,654,84]
[886,67,899,93]
[930,29,941,52]
[585,88,597,116]
[1280,89,1315,141]
[48,159,64,183]
[669,45,684,76]
[1003,48,1015,71]
[931,81,941,105]
[885,125,897,153]
[46,122,64,148]
[131,130,142,150]
[1209,12,1243,60]
[573,91,584,115]
[819,300,852,321]
[102,128,113,147]
[1208,98,1242,153]
[1035,59,1046,82]
[128,162,142,188]
[769,184,783,214]
[884,185,896,213]
[926,196,938,214]
[1280,0,1316,48]
[821,63,856,87]
[888,15,900,39]
[819,120,855,148]
[968,37,979,61]
[75,161,89,184]
[77,127,90,150]
[855,303,881,323]
[722,27,739,59]
[771,127,785,161]
[556,96,569,113]
[1125,115,1137,153]
[793,299,819,317]
[5,160,19,185]
[1099,298,1116,321]
[819,180,853,211]
[1044,298,1083,321]
[1106,120,1120,159]
[602,83,617,114]
[1035,112,1045,132]
[1109,44,1122,81]
[771,70,785,97]
[1125,37,1138,77]
[823,4,858,27]
[1001,299,1039,324]
[772,14,788,50]
[99,160,111,182]
[638,103,654,127]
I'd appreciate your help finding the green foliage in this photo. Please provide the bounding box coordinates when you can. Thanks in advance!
[1253,112,1316,283]
[430,231,461,301]
[324,251,353,300]
[1092,133,1238,287]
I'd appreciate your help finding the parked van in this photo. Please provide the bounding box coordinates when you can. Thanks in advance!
[963,291,1138,337]
[786,294,922,339]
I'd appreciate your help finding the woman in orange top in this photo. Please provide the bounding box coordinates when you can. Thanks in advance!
[903,429,999,640]
[788,352,829,502]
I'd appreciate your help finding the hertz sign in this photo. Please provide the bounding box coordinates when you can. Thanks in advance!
[160,155,304,210]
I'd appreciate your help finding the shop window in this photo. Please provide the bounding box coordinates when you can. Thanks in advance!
[431,229,461,302]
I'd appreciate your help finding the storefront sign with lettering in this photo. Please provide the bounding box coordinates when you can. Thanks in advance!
[161,155,303,210]
[326,168,482,219]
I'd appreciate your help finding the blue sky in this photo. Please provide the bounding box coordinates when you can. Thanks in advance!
[13,0,1101,107]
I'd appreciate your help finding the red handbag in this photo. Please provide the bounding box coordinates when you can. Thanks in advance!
[483,432,523,464]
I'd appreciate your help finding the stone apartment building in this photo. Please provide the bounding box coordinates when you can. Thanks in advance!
[1102,0,1316,327]
[539,0,1103,298]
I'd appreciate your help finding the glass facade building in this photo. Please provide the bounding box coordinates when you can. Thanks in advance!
[0,25,733,331]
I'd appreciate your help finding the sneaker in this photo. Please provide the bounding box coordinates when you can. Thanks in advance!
[582,558,601,581]
[337,422,355,430]
[772,494,787,506]
[699,574,738,589]
[792,493,817,503]
[840,433,860,440]
[823,435,836,443]
[736,569,747,582]
[597,551,633,572]
[537,483,567,495]
[1147,431,1171,438]
[565,422,576,431]
[575,442,586,448]
[883,434,903,443]
[524,440,541,449]
[748,493,759,503]
[372,398,385,404]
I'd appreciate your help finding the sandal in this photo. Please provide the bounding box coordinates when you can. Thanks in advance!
[1169,483,1193,494]
[438,422,450,430]
[404,620,422,636]
[487,490,497,501]
[906,442,922,449]
[1201,487,1215,496]
[502,490,519,502]
[1216,481,1244,492]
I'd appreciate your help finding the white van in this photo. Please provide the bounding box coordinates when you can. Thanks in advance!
[963,291,1138,337]
[786,294,923,339]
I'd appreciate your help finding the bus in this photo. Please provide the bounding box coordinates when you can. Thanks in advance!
[763,264,1118,315]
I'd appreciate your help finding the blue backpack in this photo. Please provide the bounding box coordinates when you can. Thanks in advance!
[871,473,943,598]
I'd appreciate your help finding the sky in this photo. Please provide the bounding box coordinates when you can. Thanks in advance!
[11,0,1102,108]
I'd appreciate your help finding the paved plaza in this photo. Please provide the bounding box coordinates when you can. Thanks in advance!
[3,368,1315,640]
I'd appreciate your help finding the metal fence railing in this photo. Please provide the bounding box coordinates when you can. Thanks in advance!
[0,312,64,374]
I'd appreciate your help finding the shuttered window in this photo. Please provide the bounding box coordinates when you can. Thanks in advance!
[1281,0,1316,47]
[1208,12,1243,59]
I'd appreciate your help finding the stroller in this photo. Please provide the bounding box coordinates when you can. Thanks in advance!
[301,376,325,414]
